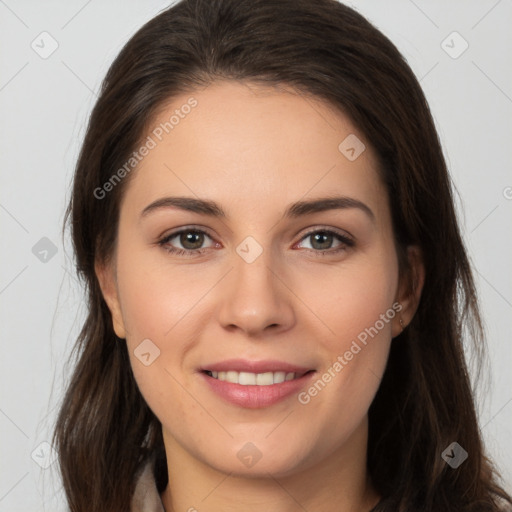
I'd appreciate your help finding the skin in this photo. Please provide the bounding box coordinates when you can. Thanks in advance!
[96,80,424,512]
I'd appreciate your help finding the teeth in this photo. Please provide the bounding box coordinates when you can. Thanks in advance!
[226,371,238,384]
[273,371,286,384]
[256,372,273,385]
[239,372,256,385]
[208,370,298,385]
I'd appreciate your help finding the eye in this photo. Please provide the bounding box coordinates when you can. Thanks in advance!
[295,229,354,255]
[158,228,216,256]
[157,226,354,257]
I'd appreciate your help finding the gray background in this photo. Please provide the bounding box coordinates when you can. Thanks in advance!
[0,0,511,510]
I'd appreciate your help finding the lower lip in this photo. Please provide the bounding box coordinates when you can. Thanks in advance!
[201,371,315,409]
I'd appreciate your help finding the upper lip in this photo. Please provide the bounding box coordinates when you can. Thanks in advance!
[201,359,314,376]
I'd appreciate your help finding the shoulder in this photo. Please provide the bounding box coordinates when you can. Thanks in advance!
[131,457,165,512]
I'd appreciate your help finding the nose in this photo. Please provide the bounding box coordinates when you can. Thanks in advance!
[216,246,296,337]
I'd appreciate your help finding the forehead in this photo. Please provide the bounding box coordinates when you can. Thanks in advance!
[121,80,387,221]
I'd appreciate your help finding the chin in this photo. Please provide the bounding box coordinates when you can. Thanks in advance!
[197,436,318,479]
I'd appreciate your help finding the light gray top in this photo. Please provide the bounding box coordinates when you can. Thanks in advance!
[128,458,512,512]
[130,459,165,512]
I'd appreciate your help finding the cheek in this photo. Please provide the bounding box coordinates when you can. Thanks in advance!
[113,240,226,415]
[116,245,206,344]
[298,247,398,414]
[311,250,399,351]
[116,258,204,432]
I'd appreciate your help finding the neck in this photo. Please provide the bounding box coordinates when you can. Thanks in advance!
[160,417,381,512]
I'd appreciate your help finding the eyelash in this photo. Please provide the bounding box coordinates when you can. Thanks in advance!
[157,226,355,258]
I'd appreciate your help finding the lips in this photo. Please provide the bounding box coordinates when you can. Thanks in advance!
[201,358,312,374]
[199,359,315,408]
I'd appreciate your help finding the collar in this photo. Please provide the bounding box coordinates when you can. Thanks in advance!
[131,457,165,512]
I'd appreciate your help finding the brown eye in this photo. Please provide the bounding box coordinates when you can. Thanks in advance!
[296,229,354,255]
[158,228,215,256]
[179,231,206,250]
[309,231,335,250]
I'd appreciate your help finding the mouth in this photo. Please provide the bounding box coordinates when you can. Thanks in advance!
[202,369,312,385]
[199,360,316,408]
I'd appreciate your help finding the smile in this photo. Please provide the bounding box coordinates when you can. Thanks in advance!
[200,360,316,408]
[204,370,301,385]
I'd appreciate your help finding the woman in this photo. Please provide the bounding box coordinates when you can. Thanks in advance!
[53,0,512,511]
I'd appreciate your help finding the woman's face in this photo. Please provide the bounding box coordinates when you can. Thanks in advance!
[98,80,420,478]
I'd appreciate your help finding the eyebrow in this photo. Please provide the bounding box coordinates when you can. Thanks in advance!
[140,195,375,223]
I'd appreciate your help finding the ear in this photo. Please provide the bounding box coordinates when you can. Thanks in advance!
[95,258,127,339]
[392,245,425,338]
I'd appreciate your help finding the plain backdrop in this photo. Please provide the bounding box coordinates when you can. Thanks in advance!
[0,1,511,510]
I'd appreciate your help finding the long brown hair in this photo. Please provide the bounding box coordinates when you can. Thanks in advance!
[54,0,512,510]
